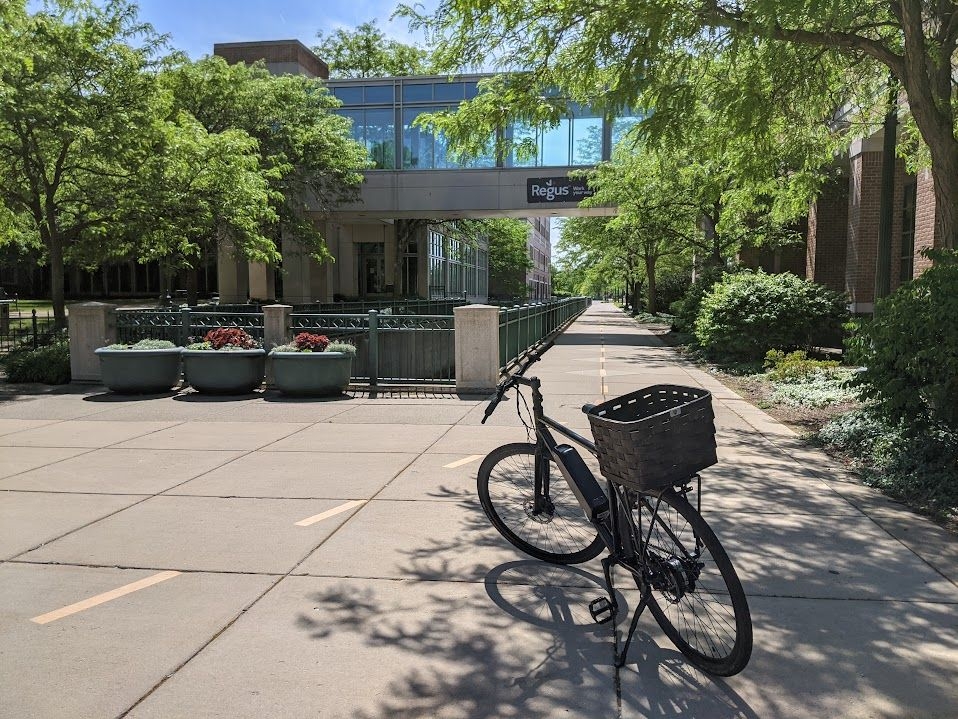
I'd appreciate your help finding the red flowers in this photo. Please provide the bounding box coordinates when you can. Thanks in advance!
[203,327,259,350]
[292,332,330,351]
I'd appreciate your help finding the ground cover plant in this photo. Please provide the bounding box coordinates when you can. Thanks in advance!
[105,339,177,350]
[1,338,70,384]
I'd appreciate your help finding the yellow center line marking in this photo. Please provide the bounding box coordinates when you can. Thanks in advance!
[443,454,484,469]
[295,500,366,527]
[30,571,180,625]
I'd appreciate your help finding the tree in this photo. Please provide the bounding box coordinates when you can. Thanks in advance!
[0,0,163,326]
[315,21,429,78]
[404,0,958,248]
[159,55,369,299]
[484,218,532,298]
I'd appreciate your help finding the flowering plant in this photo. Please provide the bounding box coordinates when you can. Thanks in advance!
[186,327,260,351]
[273,334,357,355]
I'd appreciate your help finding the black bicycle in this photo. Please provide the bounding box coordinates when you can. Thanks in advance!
[478,350,752,676]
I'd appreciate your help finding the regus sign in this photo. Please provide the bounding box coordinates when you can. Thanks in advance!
[526,177,593,204]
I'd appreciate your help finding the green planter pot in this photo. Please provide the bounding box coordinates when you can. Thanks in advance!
[95,347,183,394]
[182,349,266,394]
[269,351,353,396]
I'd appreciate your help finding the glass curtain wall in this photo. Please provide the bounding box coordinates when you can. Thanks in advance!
[330,76,634,170]
[426,228,489,299]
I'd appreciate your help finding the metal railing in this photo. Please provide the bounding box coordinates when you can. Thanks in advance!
[499,297,590,370]
[193,299,466,316]
[291,310,455,386]
[115,308,265,345]
[0,307,58,354]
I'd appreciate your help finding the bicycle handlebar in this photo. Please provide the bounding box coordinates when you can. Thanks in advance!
[480,344,548,424]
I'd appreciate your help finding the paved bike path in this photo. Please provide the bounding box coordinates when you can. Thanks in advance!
[0,302,955,718]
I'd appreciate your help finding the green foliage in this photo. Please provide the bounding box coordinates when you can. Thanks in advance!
[0,0,165,324]
[848,250,958,431]
[694,271,848,361]
[2,340,71,384]
[818,408,958,520]
[484,218,533,299]
[768,369,859,407]
[185,341,212,351]
[670,266,735,333]
[315,21,429,78]
[632,312,674,326]
[326,341,358,356]
[106,339,177,350]
[764,350,840,381]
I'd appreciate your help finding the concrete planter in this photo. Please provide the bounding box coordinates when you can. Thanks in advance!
[269,351,352,396]
[95,347,183,394]
[182,349,266,394]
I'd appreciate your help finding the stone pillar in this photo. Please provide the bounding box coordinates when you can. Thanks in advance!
[454,304,500,392]
[248,262,275,302]
[217,242,249,303]
[263,304,292,349]
[281,232,312,304]
[68,302,116,383]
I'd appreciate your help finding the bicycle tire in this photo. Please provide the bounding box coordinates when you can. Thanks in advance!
[477,442,605,565]
[632,487,752,676]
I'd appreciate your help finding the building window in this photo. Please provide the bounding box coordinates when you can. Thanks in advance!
[901,179,917,283]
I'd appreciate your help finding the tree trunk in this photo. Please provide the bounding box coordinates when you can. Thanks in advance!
[645,254,658,314]
[700,211,723,267]
[928,148,958,251]
[185,267,199,307]
[49,237,66,330]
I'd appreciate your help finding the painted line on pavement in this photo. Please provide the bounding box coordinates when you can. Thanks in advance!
[295,500,366,527]
[30,571,180,625]
[443,454,484,469]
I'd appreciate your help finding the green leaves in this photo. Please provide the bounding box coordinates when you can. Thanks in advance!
[315,21,429,78]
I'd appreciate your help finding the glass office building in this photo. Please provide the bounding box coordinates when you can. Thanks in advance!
[327,75,645,170]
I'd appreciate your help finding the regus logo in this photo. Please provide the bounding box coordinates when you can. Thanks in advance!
[531,179,570,201]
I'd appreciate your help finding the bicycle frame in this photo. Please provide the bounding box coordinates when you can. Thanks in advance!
[513,375,677,579]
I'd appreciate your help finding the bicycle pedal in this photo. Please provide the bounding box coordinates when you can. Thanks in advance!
[589,596,617,624]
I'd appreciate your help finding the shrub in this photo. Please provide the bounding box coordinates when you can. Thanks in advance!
[848,250,958,432]
[818,408,958,520]
[764,349,840,381]
[694,271,848,361]
[654,269,693,314]
[670,265,733,333]
[3,340,71,384]
[202,328,259,350]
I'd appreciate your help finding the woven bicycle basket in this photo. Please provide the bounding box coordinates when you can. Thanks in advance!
[586,384,717,491]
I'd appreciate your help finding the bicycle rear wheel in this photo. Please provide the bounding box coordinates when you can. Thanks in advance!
[631,487,752,676]
[478,442,604,565]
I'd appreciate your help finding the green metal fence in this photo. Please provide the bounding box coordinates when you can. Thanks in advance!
[115,308,264,345]
[499,298,590,370]
[290,311,455,386]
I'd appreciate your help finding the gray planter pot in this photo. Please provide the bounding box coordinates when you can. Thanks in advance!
[182,349,266,394]
[95,347,183,394]
[269,351,353,396]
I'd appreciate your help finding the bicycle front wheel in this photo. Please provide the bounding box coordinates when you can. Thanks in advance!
[632,487,752,676]
[477,443,604,565]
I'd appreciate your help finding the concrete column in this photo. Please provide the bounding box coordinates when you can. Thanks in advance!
[263,304,292,349]
[217,241,249,303]
[248,262,275,302]
[68,302,116,383]
[281,231,311,304]
[454,304,500,392]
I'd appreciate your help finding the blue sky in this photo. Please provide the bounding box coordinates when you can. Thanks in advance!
[131,0,432,59]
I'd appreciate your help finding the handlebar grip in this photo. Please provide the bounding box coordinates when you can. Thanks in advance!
[581,403,596,414]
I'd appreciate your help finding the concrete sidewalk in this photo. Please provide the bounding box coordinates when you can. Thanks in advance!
[0,302,955,718]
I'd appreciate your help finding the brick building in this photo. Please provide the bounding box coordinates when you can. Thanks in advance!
[805,132,943,313]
